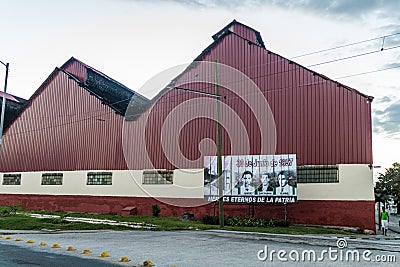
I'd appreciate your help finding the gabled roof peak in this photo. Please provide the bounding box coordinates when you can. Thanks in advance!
[212,19,265,48]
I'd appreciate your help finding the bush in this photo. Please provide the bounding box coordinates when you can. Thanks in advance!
[225,216,241,226]
[274,219,291,227]
[0,206,11,217]
[202,215,219,225]
[203,215,290,228]
[53,213,70,224]
[8,202,22,215]
[266,218,275,227]
[225,216,264,227]
[0,202,22,217]
[152,204,161,217]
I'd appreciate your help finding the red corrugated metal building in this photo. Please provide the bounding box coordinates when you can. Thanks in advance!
[0,20,375,231]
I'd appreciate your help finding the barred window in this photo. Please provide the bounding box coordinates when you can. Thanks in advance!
[143,170,173,184]
[297,165,339,183]
[41,173,63,185]
[2,174,21,185]
[87,172,112,185]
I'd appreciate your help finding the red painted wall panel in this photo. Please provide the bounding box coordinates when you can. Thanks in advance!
[63,59,87,82]
[0,194,376,231]
[233,24,256,43]
[0,68,127,172]
[125,31,373,169]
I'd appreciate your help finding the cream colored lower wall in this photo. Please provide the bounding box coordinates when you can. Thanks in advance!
[0,169,204,198]
[0,164,373,200]
[298,164,374,200]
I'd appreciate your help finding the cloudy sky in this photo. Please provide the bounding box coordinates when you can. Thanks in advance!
[0,0,399,174]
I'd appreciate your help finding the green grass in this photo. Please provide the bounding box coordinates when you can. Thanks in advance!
[0,209,356,235]
[18,211,219,231]
[0,214,131,231]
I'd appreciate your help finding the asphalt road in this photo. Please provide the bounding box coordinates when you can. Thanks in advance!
[1,230,400,266]
[0,242,120,267]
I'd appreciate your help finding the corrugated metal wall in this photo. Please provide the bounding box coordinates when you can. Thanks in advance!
[0,66,126,172]
[125,25,372,169]
[0,23,373,172]
[232,23,257,43]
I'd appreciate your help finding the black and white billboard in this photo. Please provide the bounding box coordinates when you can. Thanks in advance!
[204,154,297,203]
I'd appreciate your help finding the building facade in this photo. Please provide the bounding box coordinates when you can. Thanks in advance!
[0,21,375,231]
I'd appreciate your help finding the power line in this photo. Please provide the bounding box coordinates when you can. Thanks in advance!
[307,44,400,68]
[4,30,400,134]
[10,30,400,122]
[4,63,399,138]
[8,50,400,127]
[65,39,400,116]
[158,43,400,104]
[291,32,400,59]
[336,65,400,79]
[177,31,400,82]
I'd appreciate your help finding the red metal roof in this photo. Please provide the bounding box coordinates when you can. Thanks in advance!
[0,91,19,102]
[124,20,373,169]
[0,64,127,172]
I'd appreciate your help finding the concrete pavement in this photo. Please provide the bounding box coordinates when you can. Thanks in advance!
[1,228,400,264]
[0,241,120,267]
[2,212,400,266]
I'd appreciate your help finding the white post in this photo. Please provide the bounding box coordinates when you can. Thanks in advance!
[0,61,10,152]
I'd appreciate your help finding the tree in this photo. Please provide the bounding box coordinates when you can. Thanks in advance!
[376,163,400,214]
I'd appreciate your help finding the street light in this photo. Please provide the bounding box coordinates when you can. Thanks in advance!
[0,60,9,152]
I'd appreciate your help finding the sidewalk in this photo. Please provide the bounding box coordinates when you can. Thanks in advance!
[2,227,400,253]
[1,213,400,265]
[376,211,400,235]
[209,229,400,252]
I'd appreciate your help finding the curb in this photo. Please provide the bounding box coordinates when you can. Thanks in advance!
[389,227,400,234]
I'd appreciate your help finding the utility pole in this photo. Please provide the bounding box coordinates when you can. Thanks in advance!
[215,59,224,228]
[171,59,224,228]
[0,60,9,152]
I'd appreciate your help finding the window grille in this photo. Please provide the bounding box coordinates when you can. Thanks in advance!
[41,173,63,185]
[87,172,112,185]
[2,174,21,185]
[143,170,173,184]
[297,165,339,183]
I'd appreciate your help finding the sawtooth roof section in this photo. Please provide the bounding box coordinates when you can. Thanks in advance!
[60,57,150,116]
[4,58,150,131]
[0,95,26,129]
[0,91,26,103]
